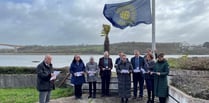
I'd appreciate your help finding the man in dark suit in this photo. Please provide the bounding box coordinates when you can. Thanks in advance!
[131,50,145,100]
[115,51,124,66]
[99,51,113,97]
[37,55,55,103]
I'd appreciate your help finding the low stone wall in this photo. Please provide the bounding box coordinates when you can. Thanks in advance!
[168,70,209,103]
[168,85,209,103]
[170,70,209,77]
[0,74,37,88]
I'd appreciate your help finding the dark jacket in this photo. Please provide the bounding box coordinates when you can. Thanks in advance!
[70,61,86,85]
[131,56,145,79]
[131,56,145,70]
[36,61,54,91]
[144,60,155,79]
[115,57,129,65]
[154,60,169,97]
[115,57,121,65]
[98,57,113,77]
[117,61,133,98]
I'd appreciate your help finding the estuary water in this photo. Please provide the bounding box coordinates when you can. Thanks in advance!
[0,54,209,68]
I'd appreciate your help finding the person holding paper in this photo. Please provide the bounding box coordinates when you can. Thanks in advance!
[117,54,133,103]
[115,51,124,68]
[99,51,113,97]
[115,52,129,73]
[36,55,55,103]
[130,50,145,100]
[86,57,99,98]
[70,55,86,99]
[115,51,124,78]
[144,54,155,103]
[152,53,169,103]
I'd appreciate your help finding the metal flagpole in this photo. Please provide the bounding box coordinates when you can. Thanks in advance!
[152,0,156,60]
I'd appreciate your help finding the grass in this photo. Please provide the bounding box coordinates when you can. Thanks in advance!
[0,87,73,103]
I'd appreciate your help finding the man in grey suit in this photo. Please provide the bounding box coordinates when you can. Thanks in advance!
[37,55,55,103]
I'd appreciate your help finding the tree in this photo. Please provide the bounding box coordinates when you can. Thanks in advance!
[101,24,111,52]
[203,42,209,48]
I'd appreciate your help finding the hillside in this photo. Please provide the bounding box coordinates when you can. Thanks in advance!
[0,42,209,55]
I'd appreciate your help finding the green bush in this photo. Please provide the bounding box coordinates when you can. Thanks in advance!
[0,66,69,74]
[0,67,36,74]
[168,56,209,71]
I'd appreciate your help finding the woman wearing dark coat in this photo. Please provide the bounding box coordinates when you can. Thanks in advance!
[70,55,86,99]
[152,53,169,103]
[117,54,133,103]
[144,53,155,103]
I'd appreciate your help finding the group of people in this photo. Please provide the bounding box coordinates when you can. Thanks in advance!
[115,50,169,103]
[36,49,169,103]
[70,51,113,99]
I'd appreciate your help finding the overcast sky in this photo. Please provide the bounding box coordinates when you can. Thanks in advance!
[0,0,208,46]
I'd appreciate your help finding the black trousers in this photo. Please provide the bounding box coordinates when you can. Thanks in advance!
[89,82,97,96]
[74,84,82,98]
[146,79,154,101]
[133,73,144,97]
[159,97,166,103]
[101,75,111,96]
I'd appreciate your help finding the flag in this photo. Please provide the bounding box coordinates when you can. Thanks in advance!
[103,0,152,29]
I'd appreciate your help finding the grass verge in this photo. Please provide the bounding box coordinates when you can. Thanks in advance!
[0,87,73,103]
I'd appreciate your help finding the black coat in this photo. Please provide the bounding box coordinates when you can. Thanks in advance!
[36,61,54,91]
[98,57,113,77]
[117,61,133,98]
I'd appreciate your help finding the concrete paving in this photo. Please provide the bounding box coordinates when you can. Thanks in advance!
[50,92,158,103]
[49,94,155,103]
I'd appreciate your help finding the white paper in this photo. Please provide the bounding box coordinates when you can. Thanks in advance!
[75,71,83,77]
[54,71,61,76]
[88,71,96,76]
[50,71,61,81]
[88,71,96,74]
[141,68,146,74]
[105,66,109,70]
[133,69,141,73]
[121,69,129,73]
[136,67,139,70]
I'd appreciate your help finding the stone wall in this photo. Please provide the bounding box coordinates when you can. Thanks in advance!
[168,70,209,103]
[168,85,209,103]
[170,70,209,77]
[0,74,37,88]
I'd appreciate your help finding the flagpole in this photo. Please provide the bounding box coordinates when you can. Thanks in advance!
[152,0,156,59]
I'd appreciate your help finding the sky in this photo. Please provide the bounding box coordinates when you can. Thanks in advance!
[0,0,209,46]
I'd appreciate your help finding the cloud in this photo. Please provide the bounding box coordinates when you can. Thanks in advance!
[0,0,208,45]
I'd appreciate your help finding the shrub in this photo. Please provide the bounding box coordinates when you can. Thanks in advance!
[0,66,69,74]
[168,56,209,71]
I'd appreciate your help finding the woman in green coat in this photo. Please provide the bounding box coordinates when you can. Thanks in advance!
[152,53,169,103]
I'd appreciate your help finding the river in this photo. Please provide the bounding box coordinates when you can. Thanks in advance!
[0,54,209,68]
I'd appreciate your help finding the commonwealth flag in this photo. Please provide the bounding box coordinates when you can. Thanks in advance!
[103,0,152,29]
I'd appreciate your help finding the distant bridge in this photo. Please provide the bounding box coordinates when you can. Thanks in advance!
[0,43,24,52]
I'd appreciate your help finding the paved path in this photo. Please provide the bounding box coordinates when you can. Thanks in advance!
[49,94,153,103]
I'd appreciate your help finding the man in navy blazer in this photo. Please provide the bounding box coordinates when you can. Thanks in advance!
[99,51,113,97]
[131,50,145,100]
